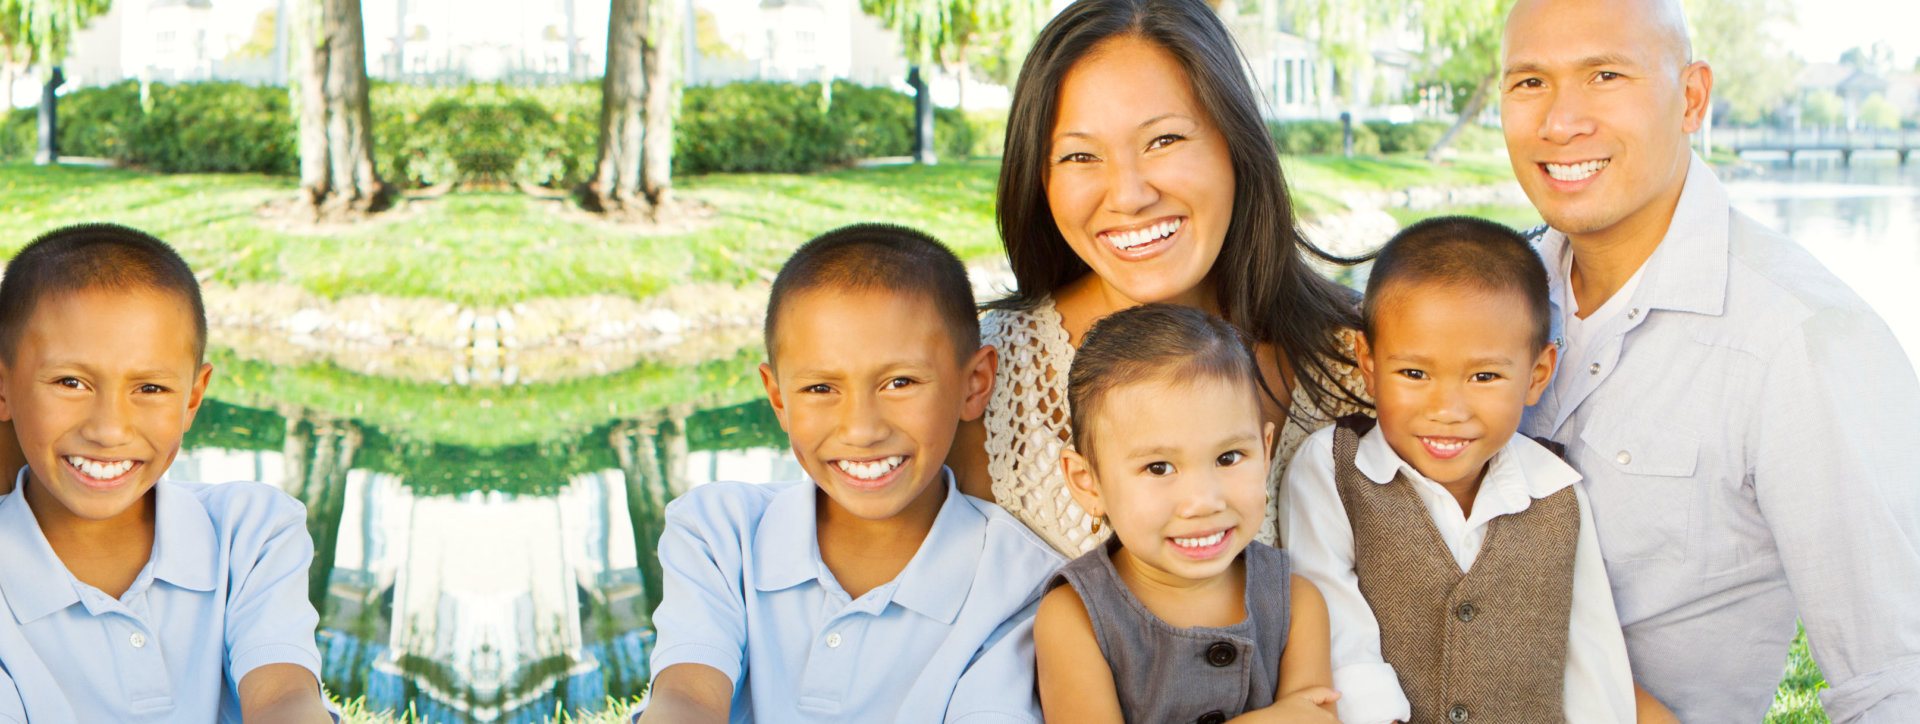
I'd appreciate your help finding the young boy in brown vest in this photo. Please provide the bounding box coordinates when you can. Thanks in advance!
[1280,216,1650,724]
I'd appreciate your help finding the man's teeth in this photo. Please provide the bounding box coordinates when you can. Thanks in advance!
[66,456,134,480]
[835,456,903,481]
[1107,219,1181,251]
[1171,531,1226,549]
[1545,159,1608,182]
[1424,438,1469,452]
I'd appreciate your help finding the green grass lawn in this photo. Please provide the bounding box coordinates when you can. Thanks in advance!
[0,153,1519,305]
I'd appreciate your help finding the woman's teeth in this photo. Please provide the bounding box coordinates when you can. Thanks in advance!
[1171,530,1226,549]
[1107,219,1181,251]
[835,456,903,481]
[1545,159,1608,182]
[67,456,134,480]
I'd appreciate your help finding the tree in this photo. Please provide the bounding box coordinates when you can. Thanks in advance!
[1802,90,1843,128]
[290,0,388,219]
[1685,0,1797,126]
[585,0,676,215]
[1404,0,1508,162]
[1859,93,1899,130]
[860,0,1044,156]
[1,0,113,147]
[1288,0,1393,109]
[1840,42,1894,74]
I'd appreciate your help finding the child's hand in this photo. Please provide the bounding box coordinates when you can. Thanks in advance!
[1228,686,1341,723]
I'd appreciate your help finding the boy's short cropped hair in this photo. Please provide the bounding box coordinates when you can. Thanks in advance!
[763,223,980,363]
[1362,216,1551,353]
[0,223,207,363]
[1067,303,1261,457]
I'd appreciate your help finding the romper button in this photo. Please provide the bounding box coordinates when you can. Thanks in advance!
[1456,603,1477,622]
[1589,363,1601,375]
[1204,641,1236,667]
[129,632,146,648]
[1616,450,1632,465]
[1449,705,1470,723]
[1197,711,1227,724]
[825,632,842,648]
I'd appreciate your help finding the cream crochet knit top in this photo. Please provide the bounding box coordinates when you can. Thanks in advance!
[980,297,1371,557]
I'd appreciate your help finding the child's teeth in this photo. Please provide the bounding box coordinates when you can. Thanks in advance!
[67,455,133,480]
[836,456,903,481]
[1172,531,1226,548]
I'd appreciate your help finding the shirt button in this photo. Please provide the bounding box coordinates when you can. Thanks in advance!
[1205,641,1237,667]
[1197,711,1227,724]
[1455,602,1478,622]
[1449,705,1471,723]
[129,632,147,648]
[1589,363,1601,375]
[825,632,842,649]
[1628,308,1640,320]
[1616,450,1632,465]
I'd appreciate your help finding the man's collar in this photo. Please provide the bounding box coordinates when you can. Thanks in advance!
[751,469,980,624]
[1538,152,1730,318]
[1354,425,1581,517]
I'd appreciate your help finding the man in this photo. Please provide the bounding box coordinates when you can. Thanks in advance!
[1501,1,1920,722]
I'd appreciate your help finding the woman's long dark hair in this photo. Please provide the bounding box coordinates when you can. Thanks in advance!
[990,0,1369,413]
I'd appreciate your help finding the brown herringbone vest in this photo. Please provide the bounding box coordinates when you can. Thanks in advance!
[1331,415,1578,724]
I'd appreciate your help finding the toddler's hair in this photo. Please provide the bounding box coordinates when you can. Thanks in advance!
[1068,303,1262,457]
[1362,216,1552,353]
[764,223,979,364]
[0,223,207,363]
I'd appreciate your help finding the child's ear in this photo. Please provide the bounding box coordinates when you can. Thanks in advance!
[0,363,12,422]
[1354,333,1377,399]
[1261,421,1276,462]
[1060,447,1105,521]
[1526,342,1558,406]
[758,362,792,433]
[959,345,997,422]
[182,363,213,430]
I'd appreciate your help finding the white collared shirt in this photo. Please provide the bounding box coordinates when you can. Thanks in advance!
[1524,153,1920,724]
[1281,425,1635,724]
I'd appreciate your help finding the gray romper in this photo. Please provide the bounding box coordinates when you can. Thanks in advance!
[1049,540,1293,724]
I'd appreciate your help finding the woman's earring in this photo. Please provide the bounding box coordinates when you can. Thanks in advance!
[1091,517,1102,534]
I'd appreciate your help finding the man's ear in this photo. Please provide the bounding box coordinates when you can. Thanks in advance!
[758,362,791,433]
[1354,333,1378,399]
[182,363,213,430]
[1680,60,1714,134]
[1060,447,1104,521]
[960,345,997,422]
[1526,342,1558,406]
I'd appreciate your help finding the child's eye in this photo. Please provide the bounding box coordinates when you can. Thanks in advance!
[54,377,88,391]
[138,383,171,394]
[1216,450,1245,467]
[882,377,916,391]
[1397,369,1428,381]
[1144,461,1173,476]
[1471,372,1502,383]
[801,383,833,394]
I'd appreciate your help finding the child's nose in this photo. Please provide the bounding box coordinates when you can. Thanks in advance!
[1178,472,1230,516]
[836,393,890,447]
[82,394,136,446]
[1425,383,1470,422]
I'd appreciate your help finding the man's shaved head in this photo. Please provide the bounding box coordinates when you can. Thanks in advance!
[1505,0,1693,75]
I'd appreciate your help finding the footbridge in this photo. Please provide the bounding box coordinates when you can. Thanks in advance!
[1721,128,1916,164]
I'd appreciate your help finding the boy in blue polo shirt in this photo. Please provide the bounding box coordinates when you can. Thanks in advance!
[0,224,332,723]
[637,224,1064,723]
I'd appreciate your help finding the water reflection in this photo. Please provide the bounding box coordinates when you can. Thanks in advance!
[159,155,1916,723]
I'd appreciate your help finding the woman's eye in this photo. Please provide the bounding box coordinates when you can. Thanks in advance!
[1145,461,1172,476]
[1054,151,1096,164]
[1216,450,1245,466]
[1147,134,1185,151]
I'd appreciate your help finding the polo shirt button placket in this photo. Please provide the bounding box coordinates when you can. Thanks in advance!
[1204,641,1236,667]
[1448,705,1470,723]
[1196,710,1226,724]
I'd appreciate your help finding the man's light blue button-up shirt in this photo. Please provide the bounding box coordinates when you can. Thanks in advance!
[648,471,1064,723]
[1523,154,1920,724]
[0,472,326,723]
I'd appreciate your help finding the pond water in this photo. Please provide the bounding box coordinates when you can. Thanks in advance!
[164,155,1916,722]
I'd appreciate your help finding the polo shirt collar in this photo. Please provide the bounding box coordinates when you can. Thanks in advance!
[150,480,218,593]
[750,469,981,624]
[1537,152,1729,319]
[1353,425,1581,519]
[0,469,79,623]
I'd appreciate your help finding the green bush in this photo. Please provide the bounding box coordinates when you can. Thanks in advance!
[4,79,973,180]
[1267,119,1379,156]
[1366,120,1449,155]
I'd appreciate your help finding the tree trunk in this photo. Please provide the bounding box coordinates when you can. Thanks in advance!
[612,416,672,638]
[283,408,361,619]
[292,0,387,219]
[587,0,646,213]
[639,0,675,207]
[1425,74,1494,163]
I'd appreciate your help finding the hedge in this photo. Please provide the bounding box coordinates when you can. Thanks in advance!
[1,79,976,182]
[1266,118,1503,156]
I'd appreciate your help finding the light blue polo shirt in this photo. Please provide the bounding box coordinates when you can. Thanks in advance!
[648,471,1064,723]
[0,470,327,723]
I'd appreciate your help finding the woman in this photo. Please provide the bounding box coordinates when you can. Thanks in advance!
[951,0,1370,556]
